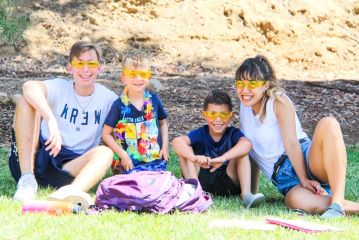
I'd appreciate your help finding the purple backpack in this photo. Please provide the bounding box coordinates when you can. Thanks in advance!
[91,171,212,214]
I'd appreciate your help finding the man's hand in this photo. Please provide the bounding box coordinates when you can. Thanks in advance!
[45,117,62,157]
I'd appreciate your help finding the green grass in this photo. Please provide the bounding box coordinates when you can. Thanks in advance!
[0,146,359,239]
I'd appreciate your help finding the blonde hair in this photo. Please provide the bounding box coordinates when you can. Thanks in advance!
[122,49,151,69]
[235,55,284,122]
[121,50,162,92]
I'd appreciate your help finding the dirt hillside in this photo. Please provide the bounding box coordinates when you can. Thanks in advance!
[8,0,359,80]
[0,0,358,146]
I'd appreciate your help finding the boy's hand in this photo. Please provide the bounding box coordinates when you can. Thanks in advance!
[209,156,226,172]
[45,116,62,157]
[193,155,210,168]
[121,156,134,172]
[159,147,169,161]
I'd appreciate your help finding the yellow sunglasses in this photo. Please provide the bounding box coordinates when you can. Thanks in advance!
[235,80,266,90]
[123,69,152,79]
[203,111,232,121]
[71,60,100,69]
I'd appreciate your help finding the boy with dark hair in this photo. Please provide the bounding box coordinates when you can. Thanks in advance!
[9,41,117,208]
[172,90,264,208]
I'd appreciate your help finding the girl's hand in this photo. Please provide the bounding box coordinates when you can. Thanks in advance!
[121,156,134,171]
[301,179,324,195]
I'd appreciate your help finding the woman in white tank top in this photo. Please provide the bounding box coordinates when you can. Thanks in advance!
[234,55,359,219]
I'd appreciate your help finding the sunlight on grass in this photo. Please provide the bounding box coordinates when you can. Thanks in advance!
[0,146,358,239]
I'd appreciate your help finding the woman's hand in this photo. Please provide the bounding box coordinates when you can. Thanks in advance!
[301,179,325,195]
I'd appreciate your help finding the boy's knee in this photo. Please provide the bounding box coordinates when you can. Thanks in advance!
[235,155,250,164]
[91,146,113,165]
[15,95,25,106]
[99,145,113,155]
[14,95,30,113]
[14,95,36,118]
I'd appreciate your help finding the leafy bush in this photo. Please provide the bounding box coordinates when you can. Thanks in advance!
[0,0,29,47]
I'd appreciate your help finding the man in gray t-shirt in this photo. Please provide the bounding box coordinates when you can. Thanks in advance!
[9,41,117,209]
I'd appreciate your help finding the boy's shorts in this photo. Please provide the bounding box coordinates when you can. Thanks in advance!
[121,159,167,174]
[9,128,77,188]
[272,138,332,196]
[198,167,240,197]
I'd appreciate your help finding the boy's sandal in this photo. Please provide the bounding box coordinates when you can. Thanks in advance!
[320,203,345,219]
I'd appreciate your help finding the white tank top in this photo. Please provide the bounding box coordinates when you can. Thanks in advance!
[240,97,307,180]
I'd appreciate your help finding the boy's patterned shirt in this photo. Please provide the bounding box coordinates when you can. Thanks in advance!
[104,90,168,170]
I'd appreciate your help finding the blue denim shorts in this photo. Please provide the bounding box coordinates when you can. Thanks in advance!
[272,138,332,196]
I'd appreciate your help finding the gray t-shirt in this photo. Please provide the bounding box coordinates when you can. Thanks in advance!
[40,77,117,154]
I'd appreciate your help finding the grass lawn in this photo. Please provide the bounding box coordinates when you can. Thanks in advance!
[0,146,358,240]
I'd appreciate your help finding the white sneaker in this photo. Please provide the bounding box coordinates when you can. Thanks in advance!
[13,173,38,202]
[47,185,94,210]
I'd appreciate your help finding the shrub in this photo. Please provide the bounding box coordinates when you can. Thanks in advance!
[0,0,29,47]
